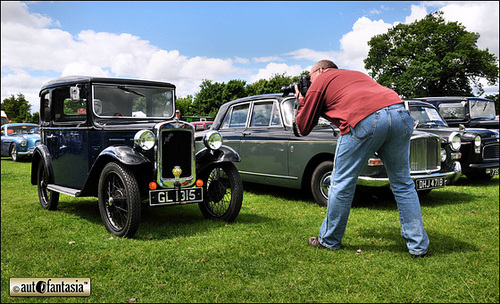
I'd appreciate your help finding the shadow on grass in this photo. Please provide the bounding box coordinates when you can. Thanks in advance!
[53,196,269,240]
[452,175,499,187]
[342,227,478,255]
[242,181,479,210]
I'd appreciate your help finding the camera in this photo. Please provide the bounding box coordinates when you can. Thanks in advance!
[281,75,311,97]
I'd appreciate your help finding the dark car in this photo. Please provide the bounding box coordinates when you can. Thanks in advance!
[407,100,499,180]
[31,76,243,238]
[415,97,499,129]
[1,123,41,161]
[195,93,462,206]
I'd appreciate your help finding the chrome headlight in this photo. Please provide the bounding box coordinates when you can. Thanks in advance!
[474,135,481,154]
[440,147,447,162]
[134,130,155,151]
[20,140,27,147]
[203,131,223,150]
[449,132,461,151]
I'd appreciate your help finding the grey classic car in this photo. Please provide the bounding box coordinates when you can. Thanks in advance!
[195,94,462,206]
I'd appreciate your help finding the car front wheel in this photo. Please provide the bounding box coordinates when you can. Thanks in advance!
[10,144,18,162]
[98,162,141,238]
[198,162,243,222]
[37,161,59,210]
[311,160,332,207]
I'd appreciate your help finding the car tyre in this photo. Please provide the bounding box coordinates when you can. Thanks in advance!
[311,160,332,207]
[198,162,243,222]
[37,161,59,210]
[10,144,19,162]
[98,162,141,238]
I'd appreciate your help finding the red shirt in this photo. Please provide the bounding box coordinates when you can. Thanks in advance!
[295,69,402,135]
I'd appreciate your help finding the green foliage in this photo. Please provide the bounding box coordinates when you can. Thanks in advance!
[1,93,38,123]
[1,158,499,303]
[175,95,194,116]
[364,11,499,98]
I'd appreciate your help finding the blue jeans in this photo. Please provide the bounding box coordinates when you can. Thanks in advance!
[318,103,429,255]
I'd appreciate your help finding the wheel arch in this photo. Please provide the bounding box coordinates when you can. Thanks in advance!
[79,146,152,198]
[300,153,334,191]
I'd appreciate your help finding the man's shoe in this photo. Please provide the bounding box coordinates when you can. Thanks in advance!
[308,237,327,249]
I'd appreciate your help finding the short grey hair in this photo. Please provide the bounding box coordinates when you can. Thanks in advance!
[313,60,338,71]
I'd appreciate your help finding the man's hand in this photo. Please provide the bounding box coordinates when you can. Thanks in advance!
[294,84,304,99]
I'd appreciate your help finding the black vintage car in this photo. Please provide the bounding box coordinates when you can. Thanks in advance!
[195,93,462,206]
[407,100,499,180]
[31,76,243,238]
[415,97,499,129]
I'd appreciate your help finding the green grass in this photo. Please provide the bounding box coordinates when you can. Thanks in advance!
[1,157,499,303]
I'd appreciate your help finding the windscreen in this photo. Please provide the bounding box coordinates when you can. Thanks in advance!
[93,84,175,119]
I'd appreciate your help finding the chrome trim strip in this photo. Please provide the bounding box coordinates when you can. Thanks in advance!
[239,170,298,180]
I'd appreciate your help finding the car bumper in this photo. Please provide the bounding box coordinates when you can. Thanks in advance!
[357,161,462,189]
[18,148,35,156]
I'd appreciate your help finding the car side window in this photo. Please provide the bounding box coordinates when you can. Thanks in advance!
[250,102,273,127]
[52,86,87,124]
[222,104,249,128]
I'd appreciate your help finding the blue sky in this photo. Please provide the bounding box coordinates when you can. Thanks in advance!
[1,1,499,112]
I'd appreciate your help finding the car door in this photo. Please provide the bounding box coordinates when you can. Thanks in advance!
[218,102,251,170]
[42,86,90,189]
[237,100,290,185]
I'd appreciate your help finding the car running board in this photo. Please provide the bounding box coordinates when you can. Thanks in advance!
[47,184,81,197]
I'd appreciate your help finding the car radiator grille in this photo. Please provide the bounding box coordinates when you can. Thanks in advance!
[409,137,440,172]
[483,143,499,161]
[160,130,193,179]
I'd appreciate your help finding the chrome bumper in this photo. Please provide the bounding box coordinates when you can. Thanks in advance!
[357,161,462,188]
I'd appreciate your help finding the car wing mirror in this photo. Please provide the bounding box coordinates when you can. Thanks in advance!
[70,86,80,101]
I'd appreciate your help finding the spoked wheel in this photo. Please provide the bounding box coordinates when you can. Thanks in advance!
[10,144,19,162]
[37,161,59,210]
[98,162,141,238]
[198,162,243,222]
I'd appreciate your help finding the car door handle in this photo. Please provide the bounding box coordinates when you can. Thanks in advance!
[46,134,56,139]
[242,131,251,136]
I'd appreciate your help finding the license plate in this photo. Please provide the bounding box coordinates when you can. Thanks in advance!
[149,187,203,206]
[487,168,499,176]
[415,177,446,190]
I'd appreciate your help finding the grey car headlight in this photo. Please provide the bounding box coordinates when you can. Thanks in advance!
[474,135,481,154]
[449,132,461,151]
[134,130,155,151]
[203,131,223,150]
[20,140,27,147]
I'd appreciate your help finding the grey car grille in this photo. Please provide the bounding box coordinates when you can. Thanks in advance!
[409,136,440,173]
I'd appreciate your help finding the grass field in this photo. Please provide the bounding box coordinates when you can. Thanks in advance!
[1,157,499,303]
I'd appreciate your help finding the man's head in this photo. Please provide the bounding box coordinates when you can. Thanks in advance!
[310,60,338,82]
[175,110,181,118]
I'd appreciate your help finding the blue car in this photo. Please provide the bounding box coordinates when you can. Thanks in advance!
[1,123,41,161]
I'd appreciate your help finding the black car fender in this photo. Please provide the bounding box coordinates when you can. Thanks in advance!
[31,145,54,185]
[79,145,152,197]
[196,145,241,174]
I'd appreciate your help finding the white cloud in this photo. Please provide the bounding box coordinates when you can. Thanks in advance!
[249,62,303,83]
[438,1,499,57]
[252,56,283,63]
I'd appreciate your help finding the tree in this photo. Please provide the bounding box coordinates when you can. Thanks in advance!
[175,95,194,116]
[246,73,295,96]
[364,11,499,98]
[1,94,34,123]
